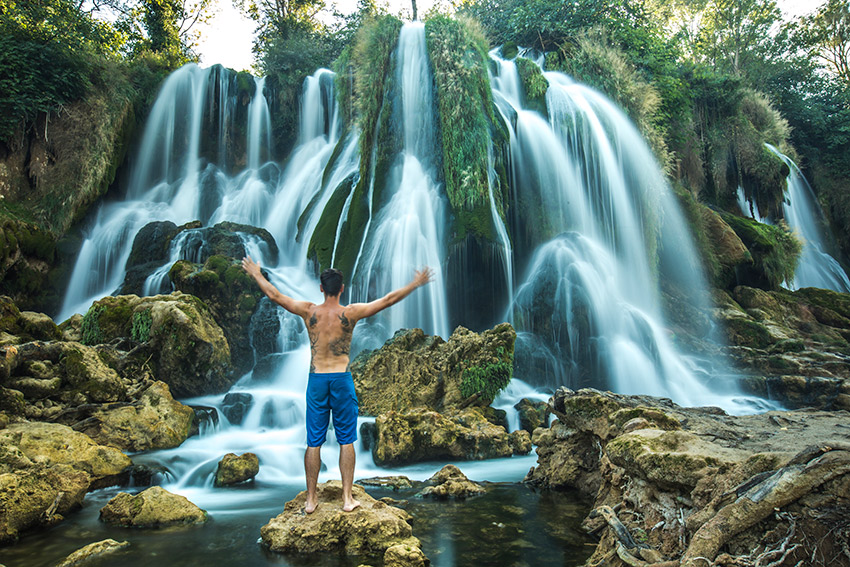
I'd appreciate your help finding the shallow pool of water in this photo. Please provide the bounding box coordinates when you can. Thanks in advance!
[2,474,593,567]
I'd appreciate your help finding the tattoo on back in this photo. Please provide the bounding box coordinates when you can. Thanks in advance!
[330,311,354,357]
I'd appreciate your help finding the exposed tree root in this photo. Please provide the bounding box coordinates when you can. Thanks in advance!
[679,445,850,567]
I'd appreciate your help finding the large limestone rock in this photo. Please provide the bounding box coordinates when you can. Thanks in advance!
[0,421,130,542]
[260,481,424,564]
[716,286,850,411]
[68,381,194,452]
[122,221,279,376]
[100,486,208,527]
[528,387,850,567]
[79,292,232,397]
[362,407,513,466]
[0,421,130,486]
[351,323,516,414]
[214,452,259,486]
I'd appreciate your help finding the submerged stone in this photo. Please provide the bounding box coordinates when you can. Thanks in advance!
[55,538,130,567]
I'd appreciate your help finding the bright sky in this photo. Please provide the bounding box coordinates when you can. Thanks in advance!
[194,0,819,72]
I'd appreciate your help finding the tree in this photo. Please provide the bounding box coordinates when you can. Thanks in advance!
[695,0,782,76]
[799,0,850,83]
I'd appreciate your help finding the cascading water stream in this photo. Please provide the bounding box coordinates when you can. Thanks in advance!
[489,53,756,410]
[350,22,450,341]
[766,145,850,292]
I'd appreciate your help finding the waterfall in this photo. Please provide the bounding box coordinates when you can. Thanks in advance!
[350,22,450,341]
[765,145,850,292]
[489,53,750,409]
[56,27,778,502]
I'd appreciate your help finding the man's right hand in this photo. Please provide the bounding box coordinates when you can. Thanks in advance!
[413,267,435,287]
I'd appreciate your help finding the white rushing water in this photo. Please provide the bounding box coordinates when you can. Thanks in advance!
[58,28,775,502]
[490,53,754,410]
[767,145,850,292]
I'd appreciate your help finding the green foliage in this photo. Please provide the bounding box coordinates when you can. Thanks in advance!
[426,15,503,241]
[131,308,153,342]
[459,346,514,401]
[515,56,548,111]
[81,305,106,346]
[695,0,782,76]
[722,213,802,289]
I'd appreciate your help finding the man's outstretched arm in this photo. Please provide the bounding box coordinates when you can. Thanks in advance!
[242,256,313,318]
[347,267,434,321]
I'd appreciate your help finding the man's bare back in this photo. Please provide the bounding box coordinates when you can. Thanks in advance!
[305,303,355,373]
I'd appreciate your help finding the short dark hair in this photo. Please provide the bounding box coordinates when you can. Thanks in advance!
[320,268,344,296]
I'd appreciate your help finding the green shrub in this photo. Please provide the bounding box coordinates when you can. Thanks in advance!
[80,304,105,345]
[459,346,514,401]
[131,308,153,342]
[722,214,802,289]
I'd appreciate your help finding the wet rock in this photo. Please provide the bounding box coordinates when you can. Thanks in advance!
[221,392,253,425]
[0,421,131,542]
[100,486,208,528]
[260,481,424,562]
[362,407,513,466]
[528,387,850,567]
[68,381,194,452]
[419,464,484,499]
[79,293,232,397]
[383,542,428,567]
[214,452,259,486]
[0,422,130,487]
[55,539,130,567]
[357,476,414,490]
[514,398,548,434]
[508,429,532,455]
[351,323,516,414]
[18,311,61,341]
[120,220,183,294]
[0,457,89,543]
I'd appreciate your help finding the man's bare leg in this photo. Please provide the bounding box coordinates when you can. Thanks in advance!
[305,446,321,513]
[339,443,360,512]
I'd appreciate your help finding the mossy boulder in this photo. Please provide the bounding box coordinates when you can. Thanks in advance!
[214,452,259,487]
[0,422,128,542]
[720,213,801,290]
[0,220,64,314]
[0,457,89,543]
[120,221,277,376]
[79,293,232,397]
[700,208,751,289]
[514,398,548,434]
[0,422,131,487]
[361,407,513,467]
[260,481,423,561]
[99,486,208,528]
[606,429,748,490]
[70,381,194,452]
[351,323,516,415]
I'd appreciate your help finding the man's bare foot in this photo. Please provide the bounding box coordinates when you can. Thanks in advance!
[305,497,319,514]
[342,499,361,512]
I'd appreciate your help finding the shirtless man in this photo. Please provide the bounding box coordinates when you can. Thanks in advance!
[241,257,434,513]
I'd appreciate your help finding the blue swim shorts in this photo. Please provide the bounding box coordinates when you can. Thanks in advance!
[306,372,359,447]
